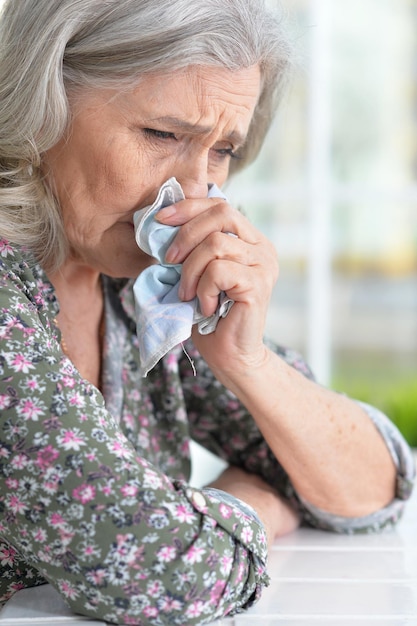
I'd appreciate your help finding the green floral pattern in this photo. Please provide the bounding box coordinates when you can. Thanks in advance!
[0,239,414,625]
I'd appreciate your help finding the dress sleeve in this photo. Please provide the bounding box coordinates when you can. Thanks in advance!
[180,340,416,534]
[0,270,269,624]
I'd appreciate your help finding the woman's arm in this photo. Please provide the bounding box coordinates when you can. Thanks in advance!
[0,255,270,625]
[158,195,415,524]
[210,346,398,517]
[182,340,415,532]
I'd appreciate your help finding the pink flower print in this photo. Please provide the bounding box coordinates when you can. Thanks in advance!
[121,484,139,498]
[159,596,183,612]
[124,618,145,626]
[7,494,27,515]
[5,478,18,490]
[25,377,41,390]
[33,528,47,543]
[68,391,85,408]
[0,543,17,566]
[36,445,59,471]
[57,428,86,451]
[137,429,150,449]
[172,503,195,524]
[101,483,113,496]
[33,289,48,307]
[220,553,233,576]
[18,398,44,421]
[58,527,75,546]
[57,579,79,601]
[109,534,145,570]
[219,504,233,519]
[210,580,226,604]
[43,479,59,494]
[150,436,160,453]
[143,607,159,618]
[176,406,188,423]
[180,440,189,454]
[166,352,177,368]
[72,483,96,504]
[157,545,177,563]
[185,600,205,618]
[6,318,26,333]
[138,414,149,426]
[143,468,163,490]
[61,376,76,388]
[11,453,29,470]
[0,445,10,459]
[10,353,33,373]
[9,581,25,594]
[82,544,99,558]
[0,240,13,257]
[0,395,12,410]
[241,525,254,544]
[123,412,135,429]
[108,440,131,458]
[236,561,246,584]
[85,567,107,587]
[49,512,66,528]
[147,580,164,598]
[183,543,206,565]
[128,389,141,401]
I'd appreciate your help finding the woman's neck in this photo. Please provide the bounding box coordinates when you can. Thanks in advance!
[48,261,105,389]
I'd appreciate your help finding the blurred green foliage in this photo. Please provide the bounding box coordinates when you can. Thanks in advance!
[332,355,417,447]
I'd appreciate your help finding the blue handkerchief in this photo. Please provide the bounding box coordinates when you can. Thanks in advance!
[133,177,233,377]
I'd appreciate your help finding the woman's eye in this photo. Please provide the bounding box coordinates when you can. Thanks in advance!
[214,147,241,160]
[143,128,176,141]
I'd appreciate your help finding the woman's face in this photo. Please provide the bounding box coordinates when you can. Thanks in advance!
[43,65,261,278]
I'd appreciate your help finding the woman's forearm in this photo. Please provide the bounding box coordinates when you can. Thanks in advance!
[217,347,397,518]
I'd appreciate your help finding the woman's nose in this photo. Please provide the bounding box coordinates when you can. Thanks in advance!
[174,155,209,200]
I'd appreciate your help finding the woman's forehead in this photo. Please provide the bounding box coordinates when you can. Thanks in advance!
[126,65,261,135]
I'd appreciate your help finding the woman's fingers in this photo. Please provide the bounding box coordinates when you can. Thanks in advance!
[157,194,279,368]
[157,197,259,264]
[179,233,277,311]
[178,232,253,297]
[156,196,278,310]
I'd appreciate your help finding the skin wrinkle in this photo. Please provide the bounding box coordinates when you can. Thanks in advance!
[43,65,261,278]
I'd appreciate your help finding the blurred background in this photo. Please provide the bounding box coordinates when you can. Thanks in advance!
[226,0,417,445]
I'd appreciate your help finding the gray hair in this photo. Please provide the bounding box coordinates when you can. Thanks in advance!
[0,0,293,271]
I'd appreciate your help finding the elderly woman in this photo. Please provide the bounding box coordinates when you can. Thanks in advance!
[0,0,414,624]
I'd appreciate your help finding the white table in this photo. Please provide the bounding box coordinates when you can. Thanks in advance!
[222,480,417,626]
[1,463,416,625]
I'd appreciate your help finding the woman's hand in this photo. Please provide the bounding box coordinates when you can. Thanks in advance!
[156,195,278,378]
[207,466,300,543]
[156,193,398,521]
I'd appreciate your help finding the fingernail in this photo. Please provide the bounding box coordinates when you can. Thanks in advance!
[178,284,185,300]
[165,244,179,264]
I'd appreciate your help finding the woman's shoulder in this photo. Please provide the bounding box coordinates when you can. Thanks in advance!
[0,237,57,313]
[0,237,39,273]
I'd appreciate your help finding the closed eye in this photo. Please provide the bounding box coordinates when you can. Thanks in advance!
[143,128,177,140]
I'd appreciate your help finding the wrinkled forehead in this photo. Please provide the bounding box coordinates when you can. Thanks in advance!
[125,65,262,142]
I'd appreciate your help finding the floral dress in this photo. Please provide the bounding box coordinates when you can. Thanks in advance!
[0,239,414,625]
